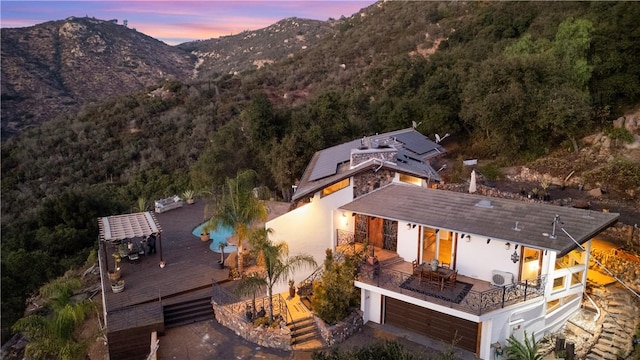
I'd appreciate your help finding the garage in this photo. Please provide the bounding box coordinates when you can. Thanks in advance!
[384,297,479,353]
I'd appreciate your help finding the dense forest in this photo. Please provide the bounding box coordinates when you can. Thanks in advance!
[2,1,640,343]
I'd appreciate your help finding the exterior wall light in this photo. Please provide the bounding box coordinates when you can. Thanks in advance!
[511,251,520,263]
[505,242,511,250]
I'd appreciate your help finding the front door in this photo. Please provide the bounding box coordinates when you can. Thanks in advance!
[368,217,384,249]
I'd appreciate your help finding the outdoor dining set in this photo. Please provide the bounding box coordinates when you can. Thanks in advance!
[413,261,458,291]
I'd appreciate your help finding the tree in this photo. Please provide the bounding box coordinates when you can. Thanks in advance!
[11,275,93,360]
[312,249,360,324]
[249,228,317,322]
[206,170,267,275]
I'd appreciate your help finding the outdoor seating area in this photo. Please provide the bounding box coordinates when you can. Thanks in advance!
[413,262,458,291]
[154,195,183,213]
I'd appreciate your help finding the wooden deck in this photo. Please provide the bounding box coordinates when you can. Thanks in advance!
[99,200,291,339]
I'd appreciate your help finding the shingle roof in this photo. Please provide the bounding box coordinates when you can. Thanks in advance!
[340,183,619,255]
[293,128,445,201]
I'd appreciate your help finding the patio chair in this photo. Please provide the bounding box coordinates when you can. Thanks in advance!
[447,270,458,287]
[127,247,140,263]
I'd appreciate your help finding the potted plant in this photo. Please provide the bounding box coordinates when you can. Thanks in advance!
[200,231,210,242]
[111,279,125,293]
[288,279,296,298]
[182,189,195,205]
[430,259,439,271]
[217,242,227,269]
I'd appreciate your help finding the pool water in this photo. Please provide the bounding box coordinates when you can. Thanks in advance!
[192,222,238,254]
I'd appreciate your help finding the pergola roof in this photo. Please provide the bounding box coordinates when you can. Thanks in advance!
[98,212,162,243]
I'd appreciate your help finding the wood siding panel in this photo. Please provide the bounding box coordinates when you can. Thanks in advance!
[385,297,478,353]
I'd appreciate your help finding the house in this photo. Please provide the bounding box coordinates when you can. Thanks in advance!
[266,128,619,359]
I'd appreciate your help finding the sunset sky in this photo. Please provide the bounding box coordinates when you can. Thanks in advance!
[1,1,375,45]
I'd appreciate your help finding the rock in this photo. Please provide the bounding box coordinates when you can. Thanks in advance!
[613,116,625,129]
[588,188,602,198]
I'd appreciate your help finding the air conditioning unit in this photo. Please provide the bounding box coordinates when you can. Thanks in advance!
[491,270,514,286]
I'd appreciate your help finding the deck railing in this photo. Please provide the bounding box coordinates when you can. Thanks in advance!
[357,266,547,316]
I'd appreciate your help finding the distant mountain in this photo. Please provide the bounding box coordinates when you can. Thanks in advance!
[0,17,194,137]
[177,17,336,79]
[0,16,338,138]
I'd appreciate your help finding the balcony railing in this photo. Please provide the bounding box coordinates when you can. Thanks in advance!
[357,265,547,316]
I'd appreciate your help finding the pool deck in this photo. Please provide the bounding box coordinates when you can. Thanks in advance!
[99,199,291,332]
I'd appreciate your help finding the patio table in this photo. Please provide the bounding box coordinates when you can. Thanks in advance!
[416,264,455,291]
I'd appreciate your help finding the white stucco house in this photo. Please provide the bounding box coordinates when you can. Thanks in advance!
[266,128,619,359]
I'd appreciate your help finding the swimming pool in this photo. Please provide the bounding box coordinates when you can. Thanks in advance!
[192,222,238,254]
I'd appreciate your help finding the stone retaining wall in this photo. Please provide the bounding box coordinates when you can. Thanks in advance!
[314,310,363,347]
[211,302,292,351]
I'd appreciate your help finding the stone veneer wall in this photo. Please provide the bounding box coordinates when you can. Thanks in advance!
[211,302,292,351]
[313,310,364,347]
[353,169,395,198]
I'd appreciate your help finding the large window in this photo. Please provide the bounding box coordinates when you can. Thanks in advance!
[555,248,585,269]
[321,178,350,197]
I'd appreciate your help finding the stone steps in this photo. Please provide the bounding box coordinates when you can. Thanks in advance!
[582,286,640,360]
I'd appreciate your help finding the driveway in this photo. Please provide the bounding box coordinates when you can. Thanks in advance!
[157,319,478,360]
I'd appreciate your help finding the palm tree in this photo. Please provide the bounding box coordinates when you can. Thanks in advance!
[234,272,267,319]
[207,170,267,275]
[504,331,543,360]
[249,228,317,322]
[12,276,93,360]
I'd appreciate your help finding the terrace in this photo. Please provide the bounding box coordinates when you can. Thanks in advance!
[337,242,546,316]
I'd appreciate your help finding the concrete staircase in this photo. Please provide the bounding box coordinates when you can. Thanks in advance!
[290,316,325,350]
[163,297,214,329]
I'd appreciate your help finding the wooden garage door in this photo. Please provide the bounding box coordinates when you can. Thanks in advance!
[384,297,479,353]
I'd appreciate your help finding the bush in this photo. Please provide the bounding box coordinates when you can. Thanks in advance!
[311,250,360,324]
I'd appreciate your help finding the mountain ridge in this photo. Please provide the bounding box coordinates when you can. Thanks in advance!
[1,14,342,138]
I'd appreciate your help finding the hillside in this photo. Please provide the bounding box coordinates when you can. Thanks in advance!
[0,16,338,138]
[2,0,640,345]
[0,17,195,137]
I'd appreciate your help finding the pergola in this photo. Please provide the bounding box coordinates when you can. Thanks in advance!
[98,211,163,271]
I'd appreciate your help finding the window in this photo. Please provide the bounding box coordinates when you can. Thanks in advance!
[571,271,584,286]
[399,173,421,186]
[321,178,350,197]
[553,276,565,291]
[555,249,585,269]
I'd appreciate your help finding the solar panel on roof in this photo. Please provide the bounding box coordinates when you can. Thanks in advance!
[395,131,438,155]
[308,140,359,181]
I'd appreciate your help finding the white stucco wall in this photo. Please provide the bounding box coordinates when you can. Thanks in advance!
[455,235,521,282]
[266,185,354,294]
[396,222,420,262]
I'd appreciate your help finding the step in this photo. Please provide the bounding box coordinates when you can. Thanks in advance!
[165,309,214,326]
[164,306,214,322]
[292,331,321,345]
[163,297,215,328]
[289,317,315,331]
[164,297,211,311]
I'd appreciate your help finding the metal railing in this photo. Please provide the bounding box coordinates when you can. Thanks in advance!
[357,266,547,316]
